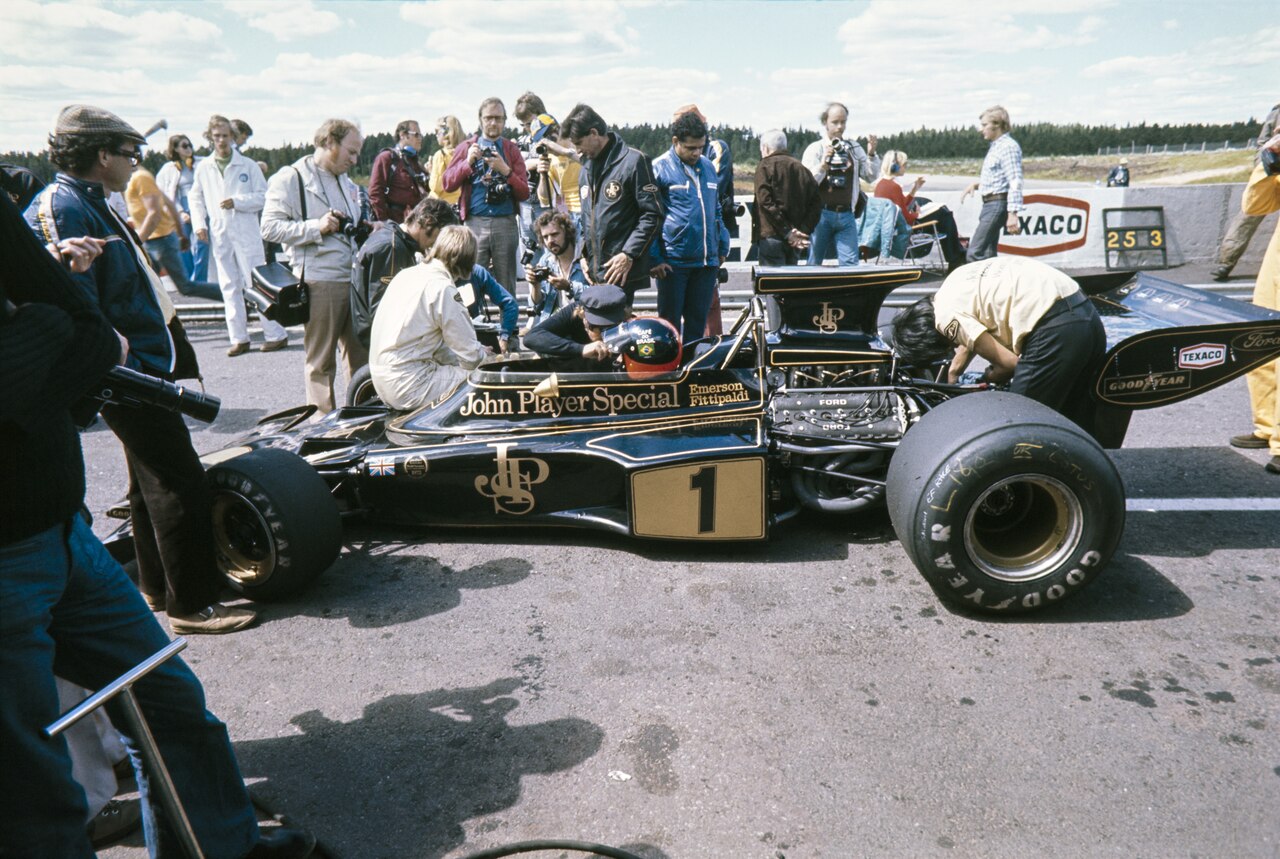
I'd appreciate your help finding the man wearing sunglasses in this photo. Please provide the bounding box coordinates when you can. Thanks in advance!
[26,105,256,636]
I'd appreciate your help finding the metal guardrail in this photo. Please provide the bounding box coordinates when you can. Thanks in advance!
[173,276,1256,326]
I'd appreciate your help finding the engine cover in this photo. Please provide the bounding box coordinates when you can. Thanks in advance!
[769,389,908,440]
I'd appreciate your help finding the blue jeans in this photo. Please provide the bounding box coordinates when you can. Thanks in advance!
[657,266,718,341]
[966,199,1007,262]
[807,207,860,266]
[144,232,222,302]
[0,517,257,859]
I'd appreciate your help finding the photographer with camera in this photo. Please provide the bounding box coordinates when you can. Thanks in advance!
[369,119,427,224]
[523,210,588,329]
[27,104,255,635]
[440,97,530,299]
[262,118,370,412]
[801,102,880,267]
[4,186,317,859]
[190,114,289,356]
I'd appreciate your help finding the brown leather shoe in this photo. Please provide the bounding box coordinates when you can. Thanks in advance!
[261,338,288,352]
[169,603,257,635]
[140,591,165,612]
[1267,456,1280,475]
[1229,432,1270,449]
[227,342,250,357]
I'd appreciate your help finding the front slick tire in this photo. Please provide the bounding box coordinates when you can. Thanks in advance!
[207,447,342,601]
[887,392,1124,615]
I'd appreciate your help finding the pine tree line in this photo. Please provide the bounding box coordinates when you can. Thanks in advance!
[4,117,1265,186]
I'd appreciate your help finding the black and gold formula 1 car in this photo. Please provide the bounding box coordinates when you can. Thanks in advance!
[103,265,1280,614]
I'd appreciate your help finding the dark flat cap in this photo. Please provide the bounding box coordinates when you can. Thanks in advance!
[55,104,145,143]
[580,284,627,327]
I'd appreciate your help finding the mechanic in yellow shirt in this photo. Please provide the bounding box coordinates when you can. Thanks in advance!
[892,256,1107,429]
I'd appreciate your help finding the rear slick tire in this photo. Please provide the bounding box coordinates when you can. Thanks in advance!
[886,392,1125,614]
[207,448,341,601]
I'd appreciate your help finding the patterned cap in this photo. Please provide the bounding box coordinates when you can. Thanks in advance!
[54,104,146,143]
[530,113,558,143]
[579,284,628,327]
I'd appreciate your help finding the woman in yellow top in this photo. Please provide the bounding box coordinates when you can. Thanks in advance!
[428,115,463,206]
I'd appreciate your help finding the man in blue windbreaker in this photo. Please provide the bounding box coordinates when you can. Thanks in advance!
[648,111,730,341]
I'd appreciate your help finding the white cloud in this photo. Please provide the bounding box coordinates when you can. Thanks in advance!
[399,0,639,65]
[2,0,223,67]
[1163,19,1179,30]
[225,0,346,42]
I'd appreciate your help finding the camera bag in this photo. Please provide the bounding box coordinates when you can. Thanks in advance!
[248,168,311,326]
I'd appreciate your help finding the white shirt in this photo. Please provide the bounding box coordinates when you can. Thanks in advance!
[369,259,488,411]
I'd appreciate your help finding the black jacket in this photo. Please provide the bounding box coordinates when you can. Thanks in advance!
[753,152,822,242]
[351,223,421,349]
[580,133,664,291]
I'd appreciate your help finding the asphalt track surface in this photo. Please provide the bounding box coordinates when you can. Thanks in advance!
[91,264,1280,859]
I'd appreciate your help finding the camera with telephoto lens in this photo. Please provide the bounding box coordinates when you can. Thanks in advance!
[826,139,854,188]
[80,365,221,428]
[534,142,549,156]
[331,210,371,246]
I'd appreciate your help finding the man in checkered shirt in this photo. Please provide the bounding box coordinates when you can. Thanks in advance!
[960,105,1023,261]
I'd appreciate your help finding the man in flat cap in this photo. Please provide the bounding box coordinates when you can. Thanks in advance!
[25,105,257,635]
[524,282,632,371]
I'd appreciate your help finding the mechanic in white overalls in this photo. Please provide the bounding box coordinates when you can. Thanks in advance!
[189,114,288,356]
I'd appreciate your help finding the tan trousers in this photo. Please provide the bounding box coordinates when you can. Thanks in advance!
[1247,269,1279,455]
[303,279,368,412]
[1217,210,1265,271]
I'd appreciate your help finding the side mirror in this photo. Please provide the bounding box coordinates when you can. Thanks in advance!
[532,373,560,399]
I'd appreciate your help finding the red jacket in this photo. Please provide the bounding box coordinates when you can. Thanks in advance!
[368,147,426,223]
[440,135,529,221]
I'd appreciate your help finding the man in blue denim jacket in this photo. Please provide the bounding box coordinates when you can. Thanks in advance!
[648,112,730,341]
[25,105,254,635]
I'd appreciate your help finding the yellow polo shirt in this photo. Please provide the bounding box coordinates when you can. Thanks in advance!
[933,257,1079,355]
[124,168,177,240]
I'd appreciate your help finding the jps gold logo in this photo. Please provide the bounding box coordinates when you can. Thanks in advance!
[813,302,845,334]
[475,443,549,515]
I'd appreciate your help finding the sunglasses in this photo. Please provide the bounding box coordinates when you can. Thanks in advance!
[113,149,142,165]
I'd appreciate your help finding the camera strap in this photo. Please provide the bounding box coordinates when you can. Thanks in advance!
[291,166,308,284]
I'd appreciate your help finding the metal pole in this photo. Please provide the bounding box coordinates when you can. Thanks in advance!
[115,688,207,859]
[46,638,206,859]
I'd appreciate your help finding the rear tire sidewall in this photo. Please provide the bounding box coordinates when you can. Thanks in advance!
[888,392,1125,614]
[346,364,378,407]
[207,448,342,601]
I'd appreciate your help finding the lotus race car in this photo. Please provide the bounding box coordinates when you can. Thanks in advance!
[104,265,1280,614]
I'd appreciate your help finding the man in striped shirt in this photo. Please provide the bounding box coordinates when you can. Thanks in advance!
[960,105,1023,261]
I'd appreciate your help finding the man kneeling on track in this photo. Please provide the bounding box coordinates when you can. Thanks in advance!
[368,225,490,411]
[891,256,1106,430]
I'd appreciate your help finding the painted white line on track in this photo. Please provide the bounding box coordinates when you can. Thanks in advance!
[1125,497,1280,511]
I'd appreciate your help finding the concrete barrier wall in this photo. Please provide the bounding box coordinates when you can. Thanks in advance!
[917,183,1276,271]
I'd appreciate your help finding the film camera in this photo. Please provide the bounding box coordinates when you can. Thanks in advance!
[826,139,855,188]
[331,210,371,246]
[473,145,512,205]
[520,247,552,281]
[80,365,221,428]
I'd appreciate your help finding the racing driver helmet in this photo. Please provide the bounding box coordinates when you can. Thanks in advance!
[605,317,682,378]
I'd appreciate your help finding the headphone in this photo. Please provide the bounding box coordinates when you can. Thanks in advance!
[890,162,900,173]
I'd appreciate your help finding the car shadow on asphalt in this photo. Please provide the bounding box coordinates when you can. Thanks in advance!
[232,677,608,859]
[260,536,533,629]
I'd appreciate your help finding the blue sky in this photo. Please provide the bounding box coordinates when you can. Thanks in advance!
[2,0,1276,153]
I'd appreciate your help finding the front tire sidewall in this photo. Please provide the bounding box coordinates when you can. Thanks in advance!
[888,393,1124,614]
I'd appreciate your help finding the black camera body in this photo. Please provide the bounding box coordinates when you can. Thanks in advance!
[827,139,855,189]
[332,211,371,246]
[1262,146,1279,177]
[530,265,553,281]
[473,144,512,205]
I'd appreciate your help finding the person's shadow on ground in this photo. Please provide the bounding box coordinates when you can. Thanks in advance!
[234,677,603,858]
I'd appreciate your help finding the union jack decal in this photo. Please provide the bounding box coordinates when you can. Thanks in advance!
[368,457,396,477]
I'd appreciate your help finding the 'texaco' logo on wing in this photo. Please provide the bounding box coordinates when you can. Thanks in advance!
[1177,343,1226,370]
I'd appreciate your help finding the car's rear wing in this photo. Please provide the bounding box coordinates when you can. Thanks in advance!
[1092,272,1280,410]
